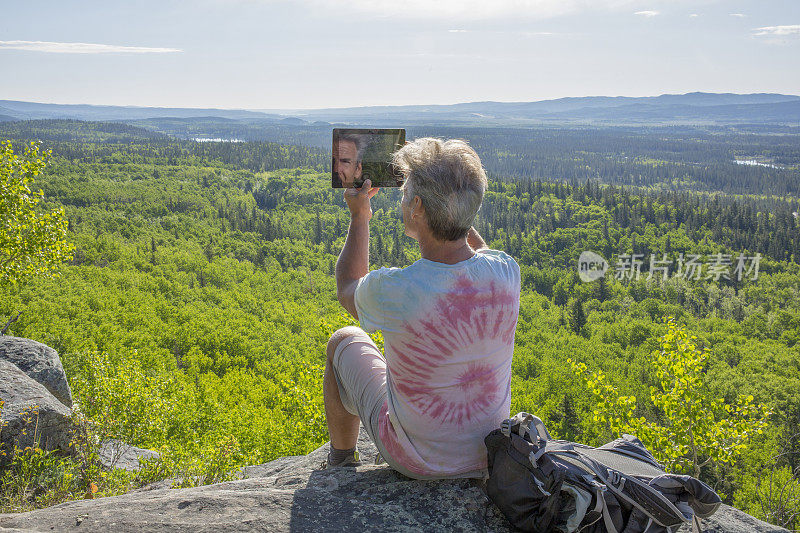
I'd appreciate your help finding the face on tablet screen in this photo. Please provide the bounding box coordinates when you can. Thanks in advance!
[332,128,406,188]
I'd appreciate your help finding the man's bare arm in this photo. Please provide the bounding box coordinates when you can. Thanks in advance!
[336,179,379,318]
[336,218,369,318]
[467,226,488,252]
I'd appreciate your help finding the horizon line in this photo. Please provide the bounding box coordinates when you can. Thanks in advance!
[3,91,800,114]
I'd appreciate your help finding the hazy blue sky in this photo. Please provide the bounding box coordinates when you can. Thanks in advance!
[1,0,798,109]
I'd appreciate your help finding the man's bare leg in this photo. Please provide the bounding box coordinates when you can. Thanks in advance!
[324,327,362,451]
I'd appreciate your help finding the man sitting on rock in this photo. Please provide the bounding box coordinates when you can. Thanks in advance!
[324,138,521,479]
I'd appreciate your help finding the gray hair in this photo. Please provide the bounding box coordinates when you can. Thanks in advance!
[392,138,487,241]
[337,132,370,161]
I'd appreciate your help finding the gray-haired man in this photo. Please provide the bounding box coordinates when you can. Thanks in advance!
[323,138,521,479]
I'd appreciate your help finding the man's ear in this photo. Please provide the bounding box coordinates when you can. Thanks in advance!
[412,196,424,218]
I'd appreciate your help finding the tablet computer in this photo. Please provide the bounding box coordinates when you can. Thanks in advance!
[332,128,406,188]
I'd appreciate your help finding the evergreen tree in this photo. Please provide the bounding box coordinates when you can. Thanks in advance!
[568,297,587,334]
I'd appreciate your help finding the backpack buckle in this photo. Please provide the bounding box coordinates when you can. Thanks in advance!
[501,419,511,437]
[527,468,551,496]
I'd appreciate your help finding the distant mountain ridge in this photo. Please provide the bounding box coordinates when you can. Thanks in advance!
[0,100,284,122]
[271,93,800,125]
[1,92,799,126]
[269,92,800,117]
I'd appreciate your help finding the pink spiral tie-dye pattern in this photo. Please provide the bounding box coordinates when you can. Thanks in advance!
[367,262,520,476]
[391,277,516,427]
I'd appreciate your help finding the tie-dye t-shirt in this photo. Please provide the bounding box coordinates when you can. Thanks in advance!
[354,249,521,477]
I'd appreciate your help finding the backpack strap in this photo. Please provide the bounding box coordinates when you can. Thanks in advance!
[502,412,552,442]
[529,446,549,467]
[583,484,619,533]
[532,415,551,441]
[601,496,619,533]
[550,449,689,528]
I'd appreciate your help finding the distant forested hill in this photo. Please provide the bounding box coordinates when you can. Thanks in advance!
[18,118,796,196]
[0,100,282,121]
[0,119,169,142]
[3,92,800,126]
[259,92,800,125]
[0,120,328,172]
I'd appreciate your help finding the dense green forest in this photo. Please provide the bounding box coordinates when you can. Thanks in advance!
[4,119,800,196]
[1,121,799,528]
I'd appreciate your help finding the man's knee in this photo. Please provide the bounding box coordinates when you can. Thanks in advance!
[326,326,365,363]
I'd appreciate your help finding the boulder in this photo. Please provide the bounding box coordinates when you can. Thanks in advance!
[0,337,73,408]
[0,426,789,532]
[98,439,160,472]
[0,360,72,459]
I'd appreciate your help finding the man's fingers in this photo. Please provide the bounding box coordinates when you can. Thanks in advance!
[359,179,372,197]
[367,187,380,199]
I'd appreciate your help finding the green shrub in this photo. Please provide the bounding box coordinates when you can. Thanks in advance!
[570,317,772,478]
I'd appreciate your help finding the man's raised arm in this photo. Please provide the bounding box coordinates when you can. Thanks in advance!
[336,179,379,318]
[467,226,488,252]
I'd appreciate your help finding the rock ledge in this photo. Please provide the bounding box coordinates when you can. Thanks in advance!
[0,427,789,532]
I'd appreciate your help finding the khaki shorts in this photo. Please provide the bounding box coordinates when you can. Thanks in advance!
[331,327,486,480]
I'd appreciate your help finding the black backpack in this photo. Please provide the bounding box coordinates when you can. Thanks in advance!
[484,412,722,532]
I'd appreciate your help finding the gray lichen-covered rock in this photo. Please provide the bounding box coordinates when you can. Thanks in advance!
[0,336,73,408]
[0,360,72,459]
[0,426,789,532]
[686,507,791,533]
[98,439,160,472]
